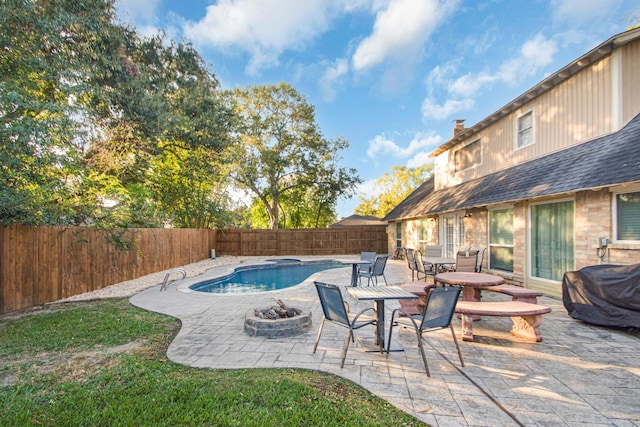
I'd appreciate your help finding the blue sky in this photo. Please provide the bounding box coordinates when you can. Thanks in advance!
[115,0,638,218]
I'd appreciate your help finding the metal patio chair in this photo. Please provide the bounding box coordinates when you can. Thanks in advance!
[313,281,381,367]
[387,286,464,376]
[358,255,389,286]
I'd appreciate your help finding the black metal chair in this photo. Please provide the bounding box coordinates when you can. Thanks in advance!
[313,281,381,367]
[387,286,464,376]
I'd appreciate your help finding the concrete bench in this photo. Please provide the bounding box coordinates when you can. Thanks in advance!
[485,285,543,304]
[455,301,551,342]
[397,282,436,315]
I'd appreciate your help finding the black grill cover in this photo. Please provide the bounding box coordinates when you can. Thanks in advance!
[562,264,640,328]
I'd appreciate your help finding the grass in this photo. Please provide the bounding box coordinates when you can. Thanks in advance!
[0,299,424,426]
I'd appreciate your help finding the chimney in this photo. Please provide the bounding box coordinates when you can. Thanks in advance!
[453,119,465,137]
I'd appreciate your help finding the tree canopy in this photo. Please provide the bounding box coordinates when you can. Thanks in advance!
[1,1,358,230]
[226,83,361,229]
[355,165,432,218]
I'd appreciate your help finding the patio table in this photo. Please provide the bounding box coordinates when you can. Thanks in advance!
[349,260,371,286]
[347,286,417,352]
[435,272,504,302]
[435,272,505,321]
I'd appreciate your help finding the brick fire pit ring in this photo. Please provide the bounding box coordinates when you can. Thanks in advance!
[243,309,313,338]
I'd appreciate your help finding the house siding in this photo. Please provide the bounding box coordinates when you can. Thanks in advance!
[622,40,640,124]
[435,54,617,191]
[388,30,640,299]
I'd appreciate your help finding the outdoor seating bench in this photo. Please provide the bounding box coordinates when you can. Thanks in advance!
[454,301,551,342]
[485,285,543,304]
[397,282,436,315]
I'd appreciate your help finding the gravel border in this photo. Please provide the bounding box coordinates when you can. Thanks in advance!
[56,256,249,302]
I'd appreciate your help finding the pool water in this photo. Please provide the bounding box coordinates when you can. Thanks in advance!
[190,259,347,294]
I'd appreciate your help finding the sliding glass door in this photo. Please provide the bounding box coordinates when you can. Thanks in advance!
[530,200,574,281]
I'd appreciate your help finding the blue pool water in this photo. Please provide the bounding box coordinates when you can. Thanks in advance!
[190,259,347,294]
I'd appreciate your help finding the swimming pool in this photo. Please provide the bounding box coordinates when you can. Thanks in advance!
[189,259,347,294]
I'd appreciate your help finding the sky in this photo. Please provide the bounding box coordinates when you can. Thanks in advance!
[115,0,639,219]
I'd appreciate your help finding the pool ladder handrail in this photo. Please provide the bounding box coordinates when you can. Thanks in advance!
[160,268,187,291]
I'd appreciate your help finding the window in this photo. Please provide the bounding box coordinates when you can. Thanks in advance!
[489,208,514,272]
[396,222,402,249]
[454,139,481,172]
[516,110,534,149]
[615,191,640,241]
[530,200,574,282]
[418,219,431,252]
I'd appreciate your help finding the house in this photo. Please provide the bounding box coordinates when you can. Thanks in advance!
[384,27,640,297]
[328,214,387,227]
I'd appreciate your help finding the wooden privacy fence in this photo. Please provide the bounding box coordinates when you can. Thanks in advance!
[0,226,217,315]
[215,226,387,256]
[1,225,387,314]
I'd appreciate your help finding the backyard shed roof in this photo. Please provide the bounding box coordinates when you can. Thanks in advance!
[384,113,640,221]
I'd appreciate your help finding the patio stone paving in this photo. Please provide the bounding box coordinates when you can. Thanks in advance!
[130,257,640,426]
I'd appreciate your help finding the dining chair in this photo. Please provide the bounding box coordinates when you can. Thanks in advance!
[387,286,464,376]
[313,281,381,367]
[413,249,430,282]
[405,248,418,280]
[454,249,479,272]
[422,245,444,279]
[357,251,376,274]
[470,247,486,272]
[358,255,389,286]
[360,251,377,263]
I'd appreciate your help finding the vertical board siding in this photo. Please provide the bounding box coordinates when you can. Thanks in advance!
[1,225,386,314]
[622,41,640,124]
[439,54,615,188]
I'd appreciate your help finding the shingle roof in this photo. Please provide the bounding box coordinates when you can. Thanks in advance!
[384,113,640,221]
[329,214,387,227]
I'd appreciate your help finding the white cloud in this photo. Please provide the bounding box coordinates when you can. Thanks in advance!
[319,58,350,102]
[352,0,459,71]
[421,97,474,121]
[115,0,161,23]
[366,132,442,162]
[406,151,433,168]
[447,34,557,98]
[183,0,342,75]
[448,72,493,98]
[551,0,623,26]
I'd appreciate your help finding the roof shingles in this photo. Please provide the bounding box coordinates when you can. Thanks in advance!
[384,113,640,221]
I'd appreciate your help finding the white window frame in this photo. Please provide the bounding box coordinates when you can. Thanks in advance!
[515,109,535,150]
[612,186,640,243]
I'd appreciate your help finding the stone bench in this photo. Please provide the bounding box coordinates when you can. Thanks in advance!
[397,282,436,315]
[454,301,551,342]
[485,284,543,304]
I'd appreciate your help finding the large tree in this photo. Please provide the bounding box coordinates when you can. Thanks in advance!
[356,165,432,218]
[0,0,120,225]
[1,0,234,228]
[226,83,360,229]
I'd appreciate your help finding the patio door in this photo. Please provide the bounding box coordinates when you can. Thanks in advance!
[442,212,466,258]
[530,200,574,282]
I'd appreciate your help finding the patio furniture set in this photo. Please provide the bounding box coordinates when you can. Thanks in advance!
[313,250,552,375]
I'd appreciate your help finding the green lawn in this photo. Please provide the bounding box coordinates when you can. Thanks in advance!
[0,299,424,426]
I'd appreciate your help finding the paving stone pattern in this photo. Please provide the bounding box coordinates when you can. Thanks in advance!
[130,257,640,427]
